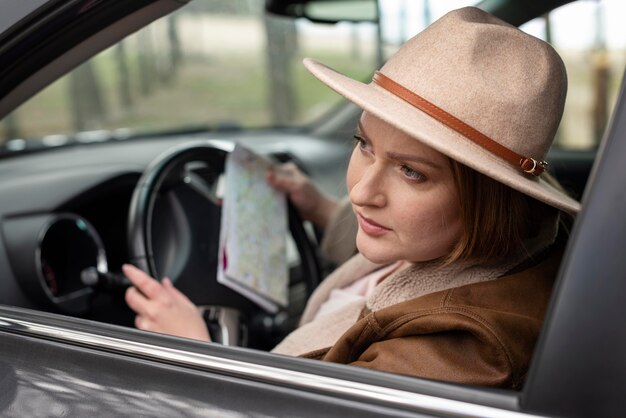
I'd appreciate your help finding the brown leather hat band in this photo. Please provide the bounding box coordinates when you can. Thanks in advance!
[372,71,546,176]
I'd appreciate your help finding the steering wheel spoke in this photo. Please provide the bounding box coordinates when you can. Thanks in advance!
[182,170,223,207]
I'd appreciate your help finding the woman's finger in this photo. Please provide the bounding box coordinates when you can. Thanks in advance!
[122,264,163,299]
[135,315,152,331]
[267,168,293,188]
[125,286,151,317]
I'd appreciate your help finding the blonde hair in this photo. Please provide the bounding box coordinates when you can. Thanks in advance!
[445,161,569,265]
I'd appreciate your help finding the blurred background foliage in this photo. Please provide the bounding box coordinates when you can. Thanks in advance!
[0,0,623,152]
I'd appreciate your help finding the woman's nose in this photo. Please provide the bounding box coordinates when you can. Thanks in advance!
[349,163,387,207]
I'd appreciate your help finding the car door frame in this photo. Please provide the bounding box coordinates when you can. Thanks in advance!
[0,0,625,416]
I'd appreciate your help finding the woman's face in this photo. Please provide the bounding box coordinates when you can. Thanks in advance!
[347,112,463,264]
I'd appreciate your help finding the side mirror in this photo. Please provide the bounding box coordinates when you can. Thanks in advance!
[266,0,378,24]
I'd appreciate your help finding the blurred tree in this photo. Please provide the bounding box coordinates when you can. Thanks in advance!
[115,41,133,111]
[163,14,182,84]
[592,1,609,143]
[264,15,298,126]
[137,27,157,96]
[69,61,107,131]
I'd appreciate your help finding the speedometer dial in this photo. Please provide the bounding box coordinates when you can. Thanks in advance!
[38,215,107,301]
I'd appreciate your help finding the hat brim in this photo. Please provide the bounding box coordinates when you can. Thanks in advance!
[304,58,581,215]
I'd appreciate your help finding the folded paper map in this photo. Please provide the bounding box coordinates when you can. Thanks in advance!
[217,144,288,313]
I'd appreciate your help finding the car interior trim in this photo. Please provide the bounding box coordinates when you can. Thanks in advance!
[0,313,548,418]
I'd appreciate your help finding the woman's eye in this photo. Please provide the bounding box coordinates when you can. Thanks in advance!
[353,135,371,153]
[400,165,426,182]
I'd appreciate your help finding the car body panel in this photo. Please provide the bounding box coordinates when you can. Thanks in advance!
[0,0,623,416]
[0,306,535,417]
[523,71,626,418]
[0,0,49,35]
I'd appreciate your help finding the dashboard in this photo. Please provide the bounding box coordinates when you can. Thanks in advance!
[0,131,352,331]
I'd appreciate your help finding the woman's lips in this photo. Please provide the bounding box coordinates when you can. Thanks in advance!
[356,212,391,236]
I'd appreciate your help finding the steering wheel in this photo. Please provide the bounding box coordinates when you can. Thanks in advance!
[127,141,321,348]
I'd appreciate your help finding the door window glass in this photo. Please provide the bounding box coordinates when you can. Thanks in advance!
[520,0,625,150]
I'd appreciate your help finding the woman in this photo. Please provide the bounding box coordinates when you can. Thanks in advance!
[123,7,580,389]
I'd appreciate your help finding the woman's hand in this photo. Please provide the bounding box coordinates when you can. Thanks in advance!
[267,162,339,229]
[123,264,210,341]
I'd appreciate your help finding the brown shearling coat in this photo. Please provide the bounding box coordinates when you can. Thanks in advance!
[300,249,560,389]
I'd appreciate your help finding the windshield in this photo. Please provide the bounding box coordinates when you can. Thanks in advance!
[0,0,486,148]
[1,0,623,152]
[12,0,625,155]
[0,0,374,145]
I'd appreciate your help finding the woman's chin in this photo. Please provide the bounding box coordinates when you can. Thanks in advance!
[356,236,397,265]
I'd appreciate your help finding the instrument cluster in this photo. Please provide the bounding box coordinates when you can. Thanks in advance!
[3,213,107,313]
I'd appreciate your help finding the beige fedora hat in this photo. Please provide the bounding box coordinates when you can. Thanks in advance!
[304,7,580,214]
